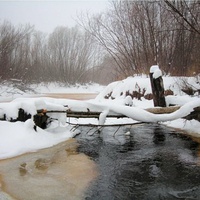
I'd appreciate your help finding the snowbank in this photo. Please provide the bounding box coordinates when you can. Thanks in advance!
[96,75,200,101]
[0,120,79,159]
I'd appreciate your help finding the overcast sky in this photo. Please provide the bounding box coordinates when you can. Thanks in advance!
[0,0,109,34]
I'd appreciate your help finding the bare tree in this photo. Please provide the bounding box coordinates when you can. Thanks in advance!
[48,26,96,84]
[79,1,164,76]
[164,0,200,35]
[79,0,200,78]
[164,0,200,75]
[0,21,33,81]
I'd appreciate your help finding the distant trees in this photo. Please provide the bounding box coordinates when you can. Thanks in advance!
[81,0,200,78]
[1,0,199,85]
[164,0,200,75]
[0,21,33,80]
[0,22,98,84]
[48,26,95,83]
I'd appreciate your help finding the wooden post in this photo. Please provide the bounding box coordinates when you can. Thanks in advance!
[150,65,166,107]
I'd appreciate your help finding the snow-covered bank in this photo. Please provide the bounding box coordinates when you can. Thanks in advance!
[162,119,200,136]
[0,81,104,102]
[0,120,79,159]
[96,75,200,100]
[0,75,200,160]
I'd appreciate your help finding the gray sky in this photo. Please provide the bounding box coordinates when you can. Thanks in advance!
[0,0,109,34]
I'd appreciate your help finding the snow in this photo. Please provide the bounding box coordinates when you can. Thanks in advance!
[0,120,79,159]
[153,68,162,79]
[0,81,104,102]
[124,95,133,106]
[96,75,152,100]
[150,65,162,79]
[150,65,159,73]
[0,74,200,159]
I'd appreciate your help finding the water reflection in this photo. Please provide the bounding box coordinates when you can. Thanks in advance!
[77,124,200,200]
[153,126,166,145]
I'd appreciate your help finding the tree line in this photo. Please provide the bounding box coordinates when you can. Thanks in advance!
[0,0,200,85]
[0,21,102,84]
[81,0,200,78]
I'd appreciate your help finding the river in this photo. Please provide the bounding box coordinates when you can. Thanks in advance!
[77,124,200,199]
[1,94,200,199]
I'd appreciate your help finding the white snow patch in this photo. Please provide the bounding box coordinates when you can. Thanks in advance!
[163,119,200,135]
[0,120,79,159]
[150,65,159,73]
[153,68,162,79]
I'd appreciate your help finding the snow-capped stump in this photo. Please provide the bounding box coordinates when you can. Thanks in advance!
[150,65,166,107]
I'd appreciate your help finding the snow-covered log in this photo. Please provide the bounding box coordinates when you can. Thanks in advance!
[54,104,200,122]
[65,106,181,118]
[1,97,200,128]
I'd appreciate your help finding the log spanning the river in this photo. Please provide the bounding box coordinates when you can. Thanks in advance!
[45,105,200,121]
[34,106,200,128]
[1,106,200,129]
[64,106,181,118]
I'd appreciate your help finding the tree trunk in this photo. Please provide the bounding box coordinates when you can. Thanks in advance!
[149,72,166,107]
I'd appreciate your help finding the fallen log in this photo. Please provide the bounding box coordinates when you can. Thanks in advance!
[1,105,200,129]
[45,106,200,122]
[65,110,122,118]
[65,106,182,118]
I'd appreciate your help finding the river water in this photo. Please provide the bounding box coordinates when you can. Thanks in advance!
[77,123,200,200]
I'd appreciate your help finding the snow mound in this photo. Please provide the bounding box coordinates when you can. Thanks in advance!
[96,75,200,101]
[0,120,79,159]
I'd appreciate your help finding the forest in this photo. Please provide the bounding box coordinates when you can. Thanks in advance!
[0,0,200,85]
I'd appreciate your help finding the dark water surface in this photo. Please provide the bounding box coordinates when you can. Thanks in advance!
[76,123,200,200]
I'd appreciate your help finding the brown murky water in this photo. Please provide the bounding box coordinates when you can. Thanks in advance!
[0,139,98,200]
